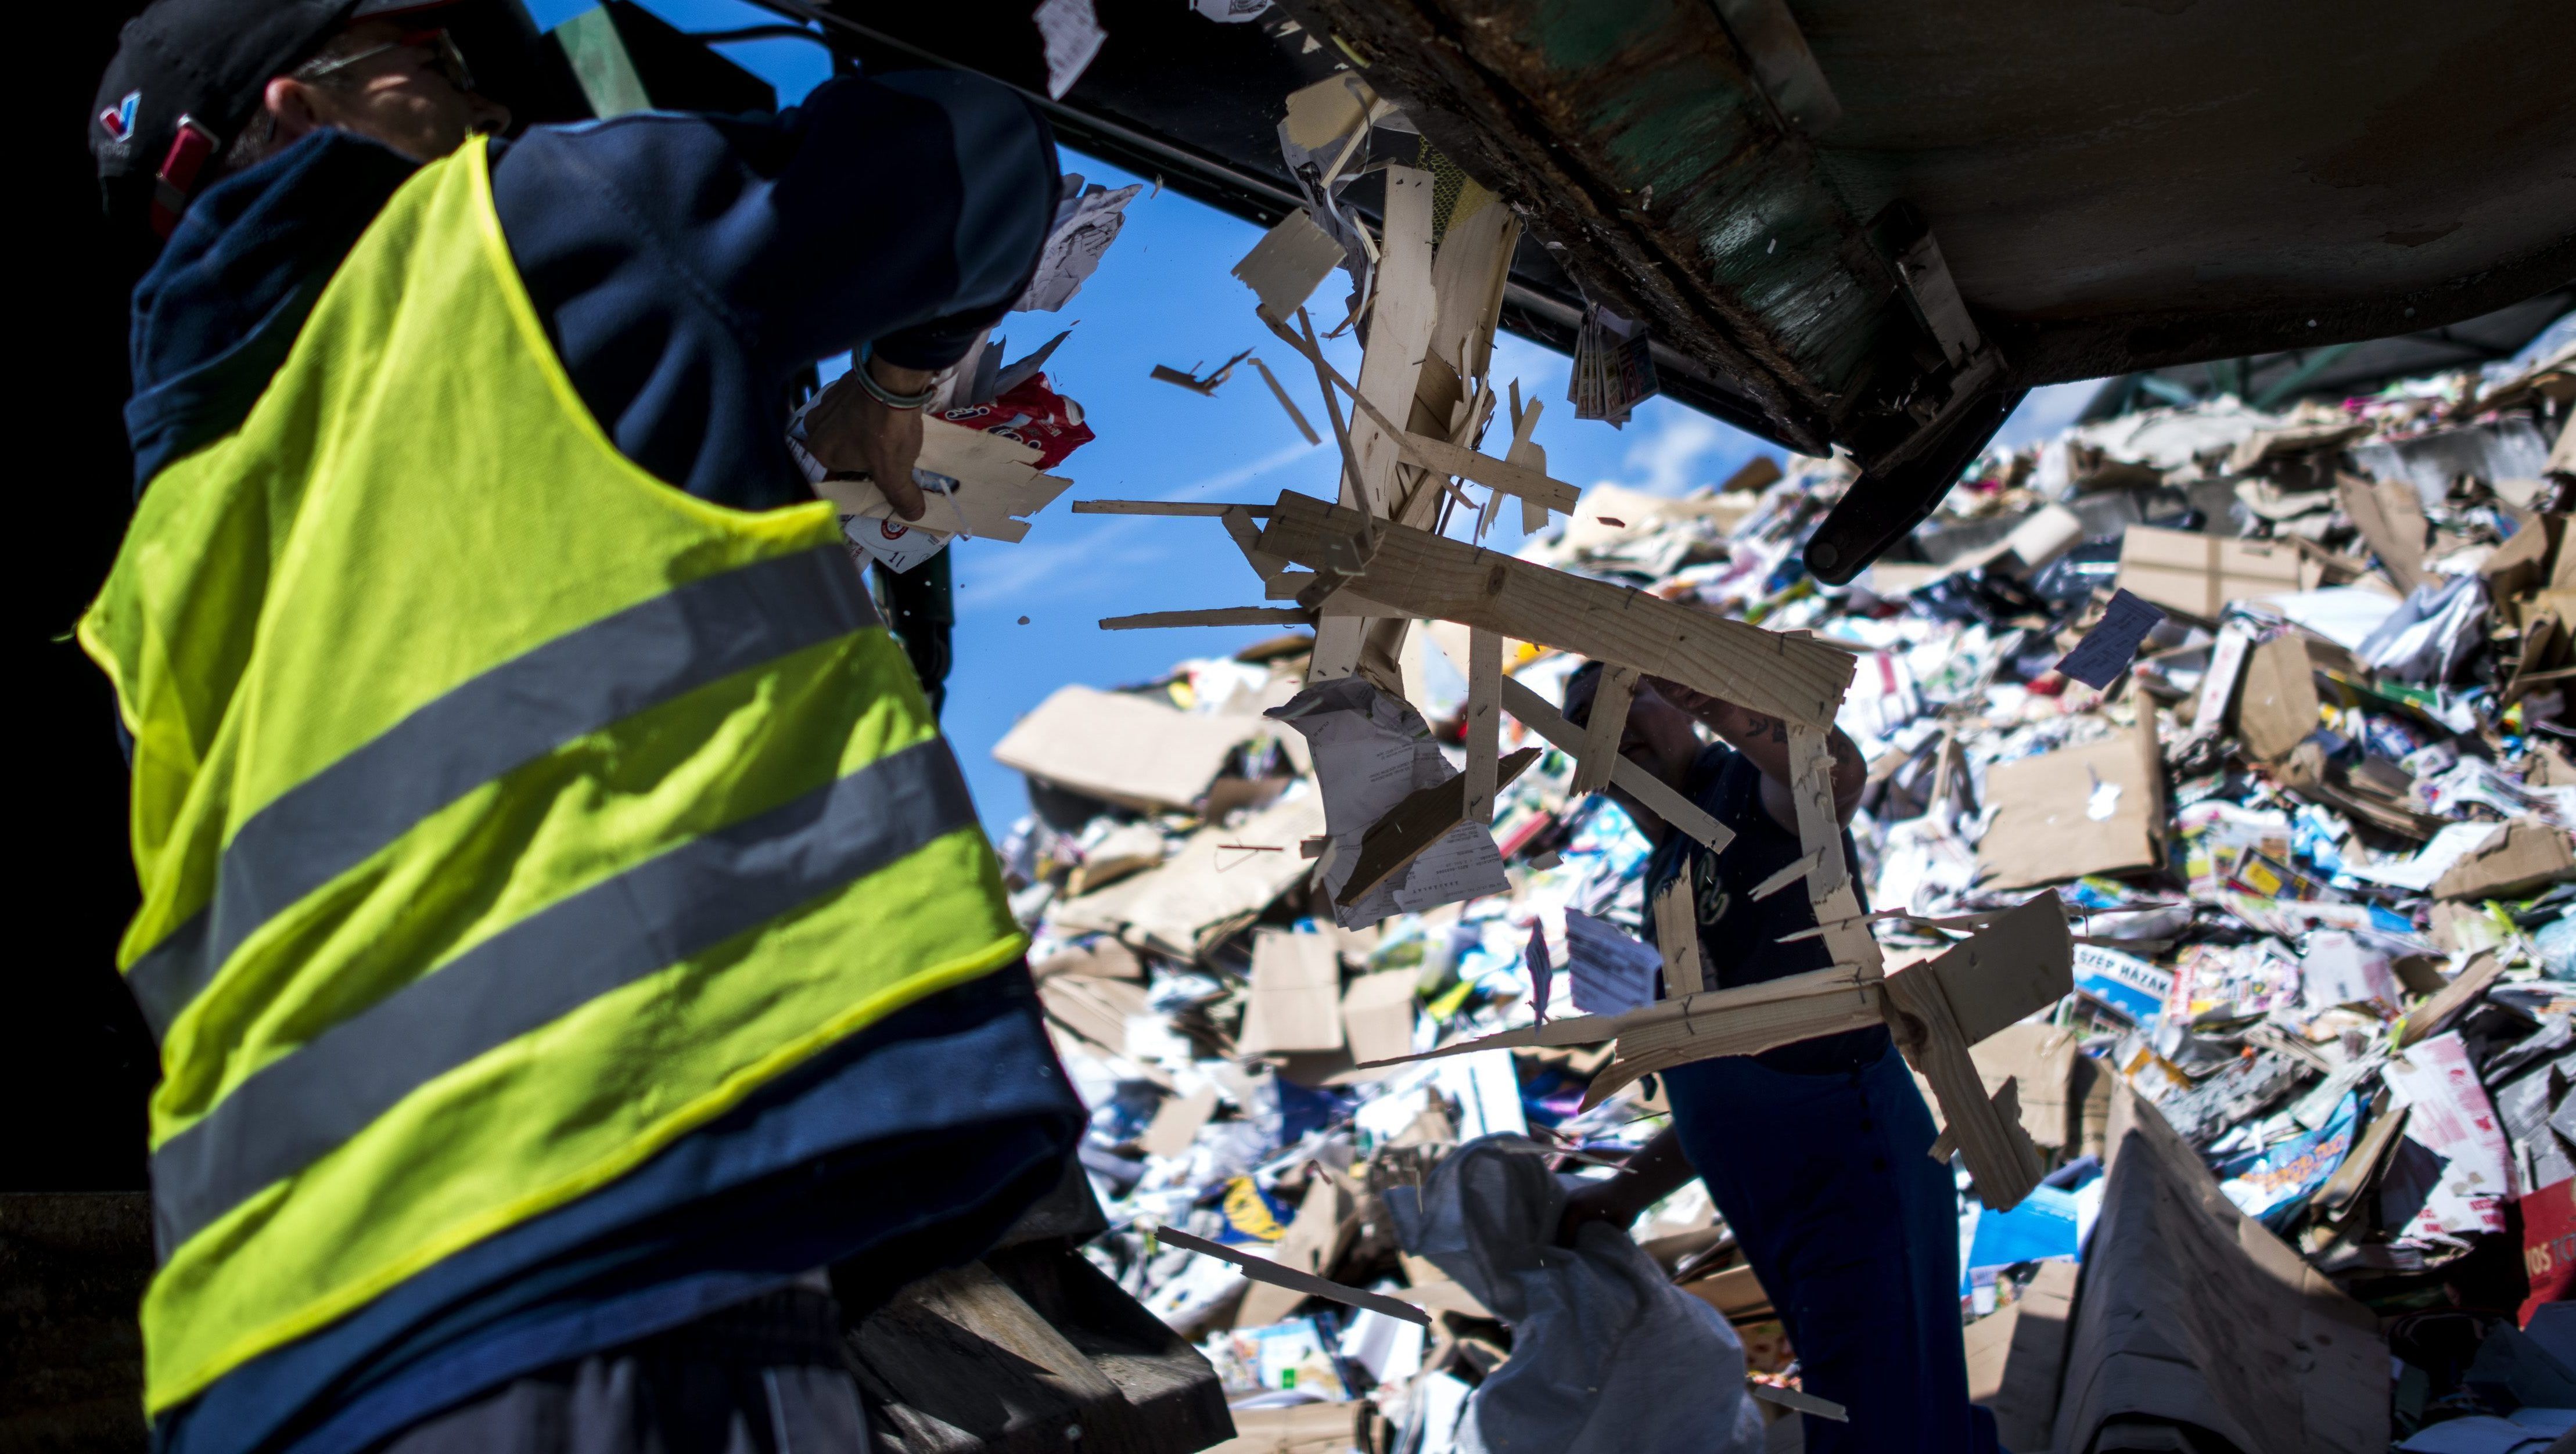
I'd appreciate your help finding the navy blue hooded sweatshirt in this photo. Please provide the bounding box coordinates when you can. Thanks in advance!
[123,70,1084,1454]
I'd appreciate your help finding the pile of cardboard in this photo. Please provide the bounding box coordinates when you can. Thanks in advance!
[993,129,2576,1453]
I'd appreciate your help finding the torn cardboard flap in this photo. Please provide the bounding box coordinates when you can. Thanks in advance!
[1233,208,1348,323]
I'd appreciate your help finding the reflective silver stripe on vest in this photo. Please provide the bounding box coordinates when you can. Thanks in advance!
[124,546,881,1041]
[150,736,979,1256]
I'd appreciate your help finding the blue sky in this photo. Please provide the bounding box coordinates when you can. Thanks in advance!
[520,0,2083,830]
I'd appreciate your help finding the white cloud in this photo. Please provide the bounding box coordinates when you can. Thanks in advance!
[1161,439,1319,502]
[1615,410,1730,496]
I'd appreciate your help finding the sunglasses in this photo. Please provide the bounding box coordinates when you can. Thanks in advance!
[296,27,477,95]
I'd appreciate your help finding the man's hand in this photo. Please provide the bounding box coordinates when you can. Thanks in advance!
[801,357,939,521]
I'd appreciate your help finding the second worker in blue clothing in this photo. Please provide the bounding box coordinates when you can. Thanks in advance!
[1554,663,2004,1454]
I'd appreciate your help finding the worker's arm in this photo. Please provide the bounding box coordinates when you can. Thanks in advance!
[1555,1128,1695,1245]
[1643,678,1866,833]
[490,70,1058,510]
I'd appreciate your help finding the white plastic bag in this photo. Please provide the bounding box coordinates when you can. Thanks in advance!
[1384,1136,1765,1454]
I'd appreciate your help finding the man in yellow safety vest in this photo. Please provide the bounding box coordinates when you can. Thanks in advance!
[83,2,1081,1448]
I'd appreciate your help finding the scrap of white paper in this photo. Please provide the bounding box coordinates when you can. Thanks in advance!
[1033,0,1106,100]
[2185,624,2252,745]
[1018,178,1141,312]
[1563,910,1659,1014]
[1267,680,1507,926]
[2055,588,2167,688]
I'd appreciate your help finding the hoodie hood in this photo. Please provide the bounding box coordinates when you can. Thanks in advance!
[124,129,418,488]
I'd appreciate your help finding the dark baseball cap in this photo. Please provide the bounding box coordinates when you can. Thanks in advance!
[92,0,452,236]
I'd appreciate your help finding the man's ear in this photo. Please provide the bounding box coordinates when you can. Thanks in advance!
[262,76,328,146]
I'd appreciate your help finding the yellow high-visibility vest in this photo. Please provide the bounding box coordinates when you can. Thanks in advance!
[80,141,1023,1416]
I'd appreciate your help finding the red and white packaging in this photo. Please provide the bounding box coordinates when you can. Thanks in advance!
[2382,1030,2512,1239]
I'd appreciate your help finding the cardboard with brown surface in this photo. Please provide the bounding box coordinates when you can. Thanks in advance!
[1963,1259,2078,1454]
[1049,791,1328,961]
[994,684,1272,812]
[2234,631,2324,762]
[1975,713,2166,890]
[1341,970,1420,1067]
[2431,819,2576,901]
[1259,492,1856,730]
[1240,929,1347,1056]
[2115,526,2304,620]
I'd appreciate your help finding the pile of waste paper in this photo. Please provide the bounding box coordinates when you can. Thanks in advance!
[991,324,2576,1454]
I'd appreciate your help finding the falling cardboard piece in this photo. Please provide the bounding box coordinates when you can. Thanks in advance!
[1893,973,2046,1210]
[1281,72,1378,150]
[1887,895,2071,1209]
[1569,664,1638,794]
[1343,165,1439,523]
[2115,526,2304,620]
[1507,402,1552,533]
[1652,873,1707,997]
[1392,429,1582,516]
[813,415,1071,544]
[2431,819,2576,901]
[1918,892,2078,1048]
[1258,492,1856,730]
[1100,607,1313,631]
[1496,675,1732,855]
[1463,629,1501,823]
[1582,965,1887,1106]
[1234,208,1349,323]
[1248,356,1323,446]
[1425,180,1519,383]
[1967,1022,2083,1149]
[1974,712,2166,890]
[1241,929,1347,1055]
[2051,1084,2388,1454]
[993,685,1275,812]
[1341,970,1420,1066]
[1155,1225,1428,1327]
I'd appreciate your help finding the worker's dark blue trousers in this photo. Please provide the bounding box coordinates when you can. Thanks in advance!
[1665,1043,2004,1454]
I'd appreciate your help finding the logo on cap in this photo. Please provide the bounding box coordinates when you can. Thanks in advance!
[99,90,140,143]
